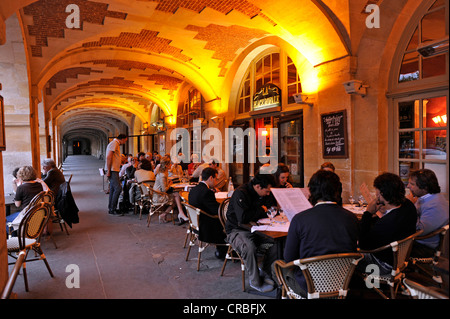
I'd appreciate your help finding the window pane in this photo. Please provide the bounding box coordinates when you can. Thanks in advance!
[263,72,270,85]
[255,59,263,77]
[399,131,420,159]
[243,79,250,96]
[272,69,280,87]
[399,52,419,82]
[423,96,447,128]
[239,98,244,114]
[244,97,250,113]
[264,55,271,71]
[272,53,280,70]
[421,8,446,42]
[405,27,419,51]
[422,54,446,78]
[287,64,297,84]
[399,101,419,129]
[423,130,447,159]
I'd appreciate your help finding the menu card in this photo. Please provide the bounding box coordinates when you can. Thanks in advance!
[271,188,312,221]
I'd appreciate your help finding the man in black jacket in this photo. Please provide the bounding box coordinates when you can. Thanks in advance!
[188,167,226,258]
[41,158,66,196]
[225,173,278,293]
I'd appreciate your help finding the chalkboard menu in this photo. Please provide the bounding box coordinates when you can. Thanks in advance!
[321,110,348,158]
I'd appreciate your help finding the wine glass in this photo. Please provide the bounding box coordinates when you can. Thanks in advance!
[267,207,277,224]
[358,195,365,210]
[349,195,355,207]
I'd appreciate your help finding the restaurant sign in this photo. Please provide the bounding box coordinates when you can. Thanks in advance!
[253,84,281,110]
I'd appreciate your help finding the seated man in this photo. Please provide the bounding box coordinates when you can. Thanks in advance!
[225,173,278,293]
[208,159,227,191]
[188,167,227,259]
[41,158,66,196]
[281,170,359,298]
[358,172,418,275]
[407,169,449,258]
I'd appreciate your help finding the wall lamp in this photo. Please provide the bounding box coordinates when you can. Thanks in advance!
[342,80,369,97]
[293,93,314,106]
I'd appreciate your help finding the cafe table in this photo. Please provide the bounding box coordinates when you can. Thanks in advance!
[4,194,16,216]
[342,204,365,219]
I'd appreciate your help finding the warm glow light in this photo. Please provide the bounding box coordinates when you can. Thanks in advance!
[433,116,441,124]
[261,130,268,136]
[433,115,448,125]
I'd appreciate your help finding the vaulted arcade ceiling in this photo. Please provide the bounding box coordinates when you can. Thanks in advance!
[2,0,356,136]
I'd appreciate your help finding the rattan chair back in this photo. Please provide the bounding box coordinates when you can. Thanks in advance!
[403,278,449,299]
[218,198,230,230]
[17,202,52,250]
[275,253,363,299]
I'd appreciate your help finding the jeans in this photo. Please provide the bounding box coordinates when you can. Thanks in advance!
[108,171,122,213]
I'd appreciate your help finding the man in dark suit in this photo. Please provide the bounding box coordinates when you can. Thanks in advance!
[188,167,227,259]
[41,158,66,196]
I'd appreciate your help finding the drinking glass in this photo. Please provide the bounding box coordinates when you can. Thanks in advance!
[349,195,355,207]
[267,207,277,224]
[358,195,365,210]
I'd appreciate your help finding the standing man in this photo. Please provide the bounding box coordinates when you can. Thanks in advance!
[188,167,227,258]
[407,169,449,257]
[106,134,127,215]
[225,173,278,293]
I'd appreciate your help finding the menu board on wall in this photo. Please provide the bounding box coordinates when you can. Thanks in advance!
[321,110,348,159]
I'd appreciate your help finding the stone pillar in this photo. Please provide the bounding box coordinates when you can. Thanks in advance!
[29,94,41,175]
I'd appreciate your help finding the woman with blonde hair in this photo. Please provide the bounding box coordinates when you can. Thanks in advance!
[153,156,189,224]
[6,166,49,234]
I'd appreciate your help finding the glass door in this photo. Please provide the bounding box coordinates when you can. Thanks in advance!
[279,114,304,187]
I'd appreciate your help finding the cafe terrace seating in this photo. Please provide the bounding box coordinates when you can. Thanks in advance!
[217,198,246,291]
[143,184,174,226]
[183,202,227,271]
[403,278,448,299]
[274,253,363,299]
[358,230,423,299]
[6,202,54,292]
[409,224,449,285]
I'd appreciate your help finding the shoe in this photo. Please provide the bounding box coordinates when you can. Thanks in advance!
[109,210,123,216]
[215,249,226,260]
[259,268,275,286]
[249,280,275,293]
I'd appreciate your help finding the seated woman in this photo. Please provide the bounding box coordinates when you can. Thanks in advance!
[6,166,49,234]
[169,160,184,178]
[153,156,189,224]
[135,159,156,183]
[273,163,293,188]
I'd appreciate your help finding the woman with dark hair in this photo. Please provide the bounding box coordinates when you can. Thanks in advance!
[134,159,155,183]
[273,163,293,188]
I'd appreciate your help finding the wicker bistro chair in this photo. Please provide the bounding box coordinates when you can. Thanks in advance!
[183,202,227,271]
[358,230,423,299]
[136,182,152,220]
[403,278,449,299]
[410,224,449,284]
[7,202,54,292]
[143,183,174,226]
[274,253,363,299]
[217,198,246,291]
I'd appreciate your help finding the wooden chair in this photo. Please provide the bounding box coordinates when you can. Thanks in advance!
[274,253,363,299]
[358,230,423,299]
[403,278,448,299]
[217,198,246,291]
[410,225,449,285]
[183,202,227,271]
[7,202,54,292]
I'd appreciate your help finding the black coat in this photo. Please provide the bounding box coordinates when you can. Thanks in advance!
[188,182,225,244]
[55,182,79,227]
